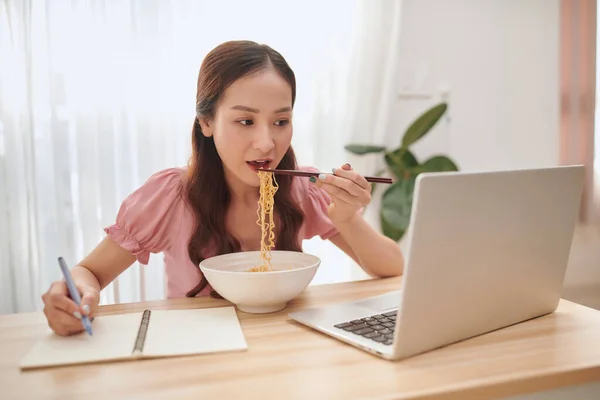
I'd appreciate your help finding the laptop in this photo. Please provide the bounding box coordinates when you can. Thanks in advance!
[289,165,584,360]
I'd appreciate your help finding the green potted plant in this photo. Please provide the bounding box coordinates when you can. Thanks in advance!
[345,102,459,241]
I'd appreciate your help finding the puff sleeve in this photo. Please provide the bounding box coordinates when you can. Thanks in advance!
[104,168,185,264]
[300,167,340,240]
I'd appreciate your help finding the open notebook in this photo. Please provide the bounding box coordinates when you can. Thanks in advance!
[20,306,247,370]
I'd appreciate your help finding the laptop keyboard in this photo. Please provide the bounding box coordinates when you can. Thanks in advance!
[333,310,397,346]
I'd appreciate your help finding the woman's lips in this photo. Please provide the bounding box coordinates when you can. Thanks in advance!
[246,160,272,171]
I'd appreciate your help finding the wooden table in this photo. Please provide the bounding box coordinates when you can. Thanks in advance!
[2,277,600,400]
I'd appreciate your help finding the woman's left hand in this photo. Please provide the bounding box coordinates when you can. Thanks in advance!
[313,163,371,225]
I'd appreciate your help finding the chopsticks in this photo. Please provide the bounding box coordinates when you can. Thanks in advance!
[256,168,393,184]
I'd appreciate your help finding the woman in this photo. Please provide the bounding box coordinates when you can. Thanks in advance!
[42,40,404,336]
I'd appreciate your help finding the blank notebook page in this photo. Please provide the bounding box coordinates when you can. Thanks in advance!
[143,307,248,357]
[19,313,142,369]
[20,306,247,370]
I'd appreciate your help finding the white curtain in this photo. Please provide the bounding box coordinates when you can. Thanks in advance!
[0,0,403,314]
[307,0,405,264]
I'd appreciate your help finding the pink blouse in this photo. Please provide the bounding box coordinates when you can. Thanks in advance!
[104,166,339,298]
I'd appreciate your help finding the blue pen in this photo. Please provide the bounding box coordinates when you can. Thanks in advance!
[58,257,93,336]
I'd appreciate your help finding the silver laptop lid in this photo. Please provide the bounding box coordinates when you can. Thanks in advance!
[393,165,584,359]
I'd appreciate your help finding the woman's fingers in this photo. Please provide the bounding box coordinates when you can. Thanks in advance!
[318,173,364,198]
[318,182,364,205]
[332,164,370,191]
[44,281,83,319]
[41,280,97,336]
[44,307,85,336]
[310,163,372,208]
[78,285,100,317]
[317,175,371,205]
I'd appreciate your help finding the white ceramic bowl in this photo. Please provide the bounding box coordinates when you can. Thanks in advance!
[199,250,320,314]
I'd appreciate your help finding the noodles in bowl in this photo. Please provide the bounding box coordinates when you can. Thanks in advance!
[199,169,320,313]
[199,250,321,313]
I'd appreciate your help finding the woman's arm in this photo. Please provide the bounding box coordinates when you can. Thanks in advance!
[72,236,137,291]
[313,163,404,277]
[42,168,182,336]
[329,217,404,277]
[42,236,137,335]
[71,167,183,291]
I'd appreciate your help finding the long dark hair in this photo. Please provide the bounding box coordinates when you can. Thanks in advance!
[185,40,305,297]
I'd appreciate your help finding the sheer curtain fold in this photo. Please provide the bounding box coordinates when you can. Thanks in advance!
[0,0,403,314]
[305,0,404,280]
[560,0,598,226]
[0,0,42,313]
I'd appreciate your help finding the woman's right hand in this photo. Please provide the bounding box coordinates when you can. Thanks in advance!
[42,280,100,336]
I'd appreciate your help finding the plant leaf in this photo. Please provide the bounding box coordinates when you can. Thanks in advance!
[370,167,387,194]
[344,144,387,155]
[379,178,416,241]
[384,148,419,180]
[401,103,447,148]
[411,155,459,174]
[380,213,405,242]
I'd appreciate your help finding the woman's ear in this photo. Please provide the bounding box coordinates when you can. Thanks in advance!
[198,117,213,138]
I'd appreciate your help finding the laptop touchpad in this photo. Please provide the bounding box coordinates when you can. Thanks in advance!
[353,291,402,313]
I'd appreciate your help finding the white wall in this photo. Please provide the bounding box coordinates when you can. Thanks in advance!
[361,0,561,229]
[342,0,563,282]
[316,1,599,293]
[378,0,599,304]
[388,0,560,171]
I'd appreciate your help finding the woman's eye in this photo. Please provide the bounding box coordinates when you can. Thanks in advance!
[275,119,289,127]
[239,119,254,126]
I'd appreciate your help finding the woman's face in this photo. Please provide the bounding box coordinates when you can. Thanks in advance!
[199,68,293,189]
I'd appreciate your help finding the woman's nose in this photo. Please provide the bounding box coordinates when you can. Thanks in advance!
[253,127,275,153]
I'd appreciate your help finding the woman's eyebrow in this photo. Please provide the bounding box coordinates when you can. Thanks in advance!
[231,105,259,113]
[230,105,292,113]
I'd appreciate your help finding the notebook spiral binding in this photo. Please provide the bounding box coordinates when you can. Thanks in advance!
[132,309,151,356]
